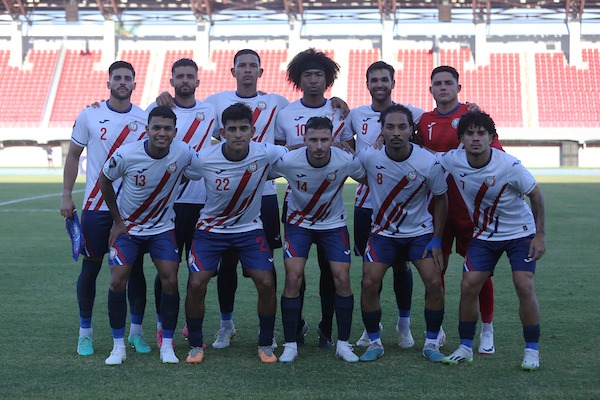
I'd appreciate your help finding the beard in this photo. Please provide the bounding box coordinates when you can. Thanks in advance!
[111,87,132,101]
[175,85,195,99]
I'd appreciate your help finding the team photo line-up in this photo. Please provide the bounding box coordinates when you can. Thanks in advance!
[59,47,545,371]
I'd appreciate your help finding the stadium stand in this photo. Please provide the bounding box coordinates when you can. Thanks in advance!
[50,50,109,127]
[440,49,523,128]
[347,49,380,108]
[0,49,58,128]
[396,49,434,111]
[536,49,600,128]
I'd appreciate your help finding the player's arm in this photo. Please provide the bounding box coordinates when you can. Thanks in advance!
[465,102,482,112]
[332,140,355,155]
[60,142,84,219]
[527,185,546,261]
[98,172,129,247]
[156,91,175,108]
[330,97,350,119]
[423,192,448,271]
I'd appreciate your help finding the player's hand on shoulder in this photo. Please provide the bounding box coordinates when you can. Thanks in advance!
[332,141,355,155]
[156,92,175,108]
[465,102,482,112]
[330,97,350,119]
[372,135,384,150]
[87,100,105,109]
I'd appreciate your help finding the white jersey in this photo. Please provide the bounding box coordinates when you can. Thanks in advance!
[436,148,537,241]
[71,101,148,211]
[353,144,447,238]
[275,99,353,146]
[348,103,425,209]
[205,90,289,196]
[146,100,217,204]
[102,140,195,236]
[185,142,288,233]
[271,147,366,230]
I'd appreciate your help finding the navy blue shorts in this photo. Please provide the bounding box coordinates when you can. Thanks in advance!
[188,229,274,272]
[463,235,537,273]
[108,230,179,266]
[81,210,112,258]
[364,233,432,264]
[261,194,282,250]
[283,223,351,263]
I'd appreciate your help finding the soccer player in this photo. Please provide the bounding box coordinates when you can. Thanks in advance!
[354,104,448,363]
[274,48,353,348]
[347,61,426,349]
[417,66,503,354]
[271,116,366,363]
[157,50,290,349]
[99,106,194,365]
[147,58,218,347]
[183,103,287,364]
[203,49,289,348]
[60,61,149,357]
[438,112,545,371]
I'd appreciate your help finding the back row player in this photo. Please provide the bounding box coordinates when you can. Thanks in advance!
[61,61,150,357]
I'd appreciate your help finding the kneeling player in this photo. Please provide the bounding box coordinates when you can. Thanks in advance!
[99,106,194,365]
[438,112,545,371]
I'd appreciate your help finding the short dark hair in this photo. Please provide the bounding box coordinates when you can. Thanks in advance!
[457,111,497,140]
[233,49,261,67]
[379,104,419,143]
[172,58,198,74]
[430,65,459,82]
[286,48,340,91]
[222,102,253,127]
[366,61,395,82]
[148,106,177,125]
[109,61,135,79]
[305,116,333,134]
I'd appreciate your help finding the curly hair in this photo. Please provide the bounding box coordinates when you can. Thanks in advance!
[286,48,340,91]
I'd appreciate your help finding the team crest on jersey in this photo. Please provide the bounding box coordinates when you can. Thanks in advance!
[407,170,417,181]
[109,247,117,260]
[451,118,460,129]
[485,176,496,187]
[195,112,205,121]
[258,101,267,110]
[129,121,138,131]
[167,162,177,174]
[326,172,337,181]
[248,161,258,173]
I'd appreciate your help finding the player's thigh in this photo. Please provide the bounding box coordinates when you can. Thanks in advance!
[188,230,227,273]
[353,206,373,256]
[506,235,537,274]
[81,210,113,258]
[316,227,352,263]
[283,223,314,259]
[174,202,203,258]
[261,194,282,250]
[235,230,275,273]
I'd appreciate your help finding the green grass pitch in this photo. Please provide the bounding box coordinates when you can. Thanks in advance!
[0,173,598,399]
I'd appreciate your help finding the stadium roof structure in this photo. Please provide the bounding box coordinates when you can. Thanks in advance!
[0,0,596,25]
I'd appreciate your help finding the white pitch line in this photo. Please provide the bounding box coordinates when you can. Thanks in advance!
[0,189,84,207]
